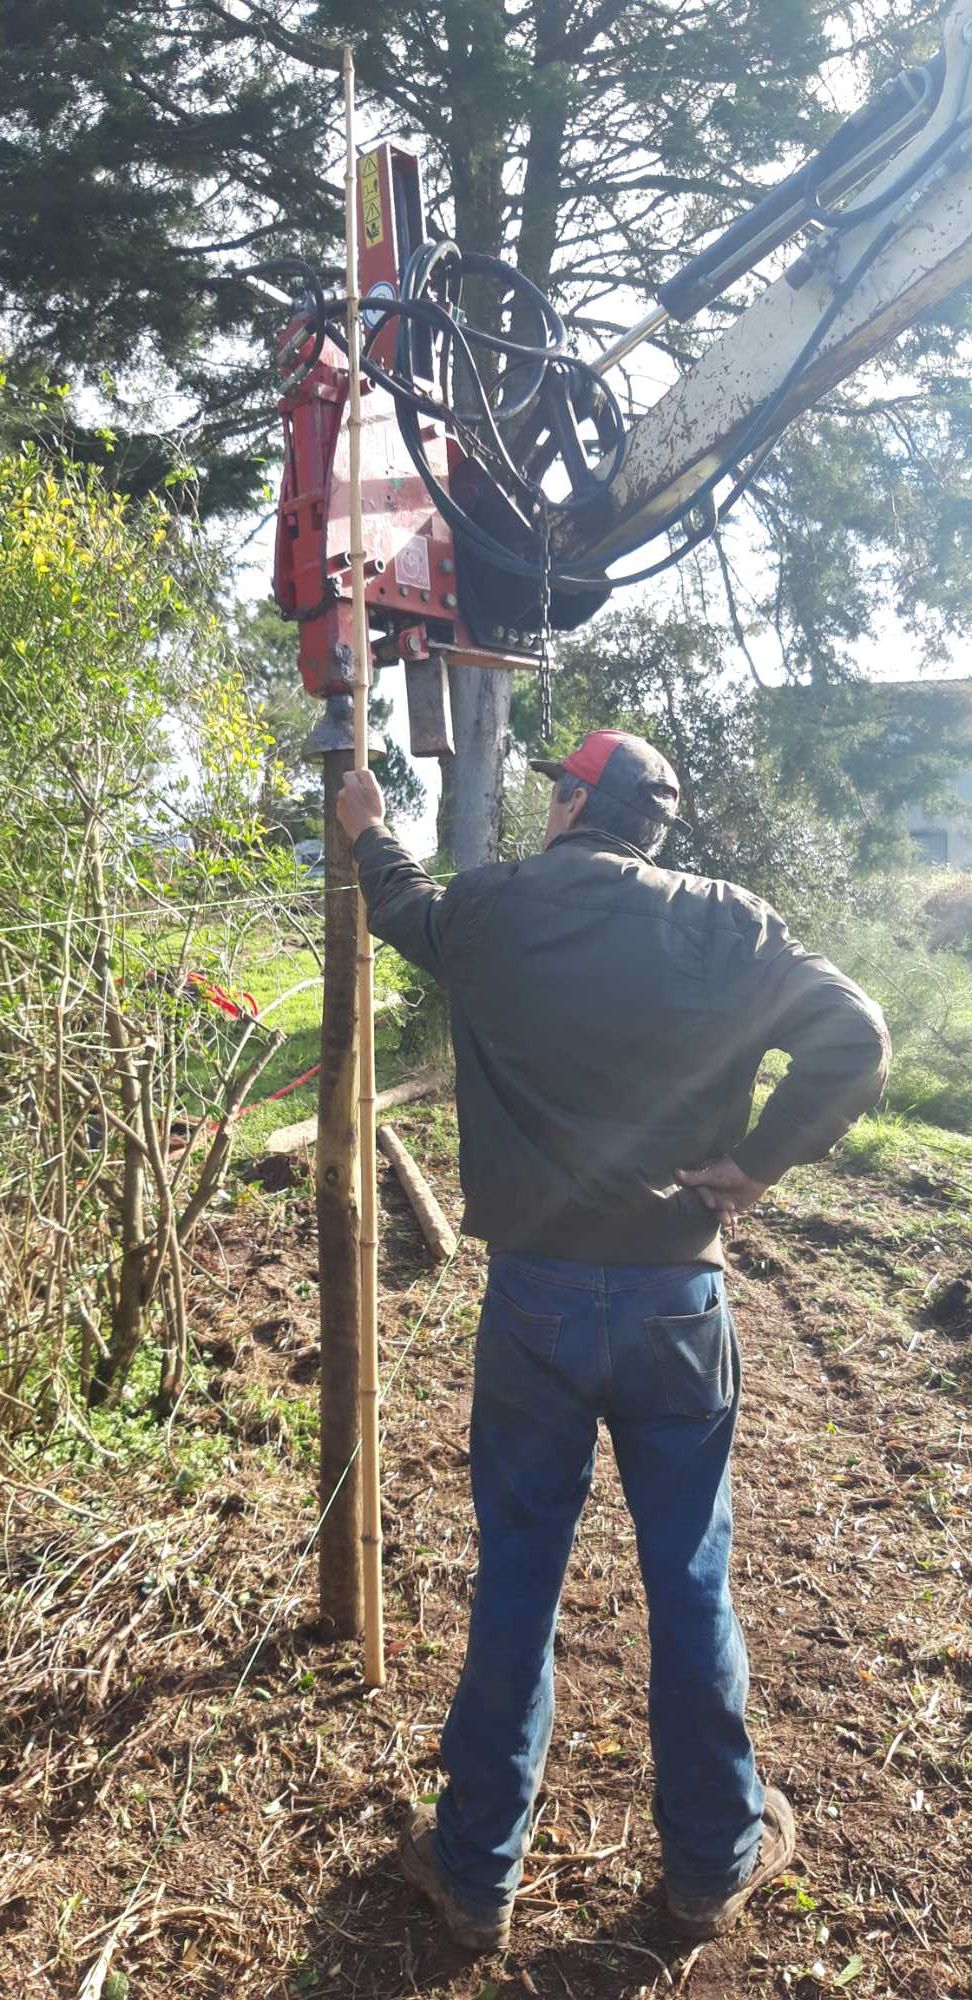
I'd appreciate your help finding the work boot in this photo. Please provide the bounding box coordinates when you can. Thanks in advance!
[666,1787,797,1940]
[399,1803,513,1954]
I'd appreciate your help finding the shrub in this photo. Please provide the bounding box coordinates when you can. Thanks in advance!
[0,442,280,1434]
[923,871,972,955]
[817,876,972,1133]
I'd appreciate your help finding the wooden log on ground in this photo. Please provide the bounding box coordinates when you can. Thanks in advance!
[376,1122,458,1263]
[265,1066,451,1157]
[376,1067,452,1115]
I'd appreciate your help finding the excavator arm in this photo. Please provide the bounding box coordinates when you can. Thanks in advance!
[265,1,972,754]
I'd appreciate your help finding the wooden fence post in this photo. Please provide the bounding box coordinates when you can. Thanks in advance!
[316,747,364,1637]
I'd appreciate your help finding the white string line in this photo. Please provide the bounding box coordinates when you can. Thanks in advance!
[378,1232,462,1408]
[0,890,321,935]
[222,1237,463,1714]
[0,873,458,939]
[61,1236,468,1965]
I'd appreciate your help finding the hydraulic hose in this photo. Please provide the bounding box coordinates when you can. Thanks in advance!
[249,197,913,597]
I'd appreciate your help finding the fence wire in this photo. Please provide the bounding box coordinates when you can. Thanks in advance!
[34,1232,466,1983]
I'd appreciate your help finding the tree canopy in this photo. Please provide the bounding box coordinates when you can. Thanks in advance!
[511,602,972,905]
[3,0,969,859]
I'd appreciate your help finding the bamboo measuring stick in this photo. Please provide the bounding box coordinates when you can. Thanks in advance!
[343,44,385,1689]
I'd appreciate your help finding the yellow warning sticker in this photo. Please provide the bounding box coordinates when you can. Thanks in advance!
[360,153,384,248]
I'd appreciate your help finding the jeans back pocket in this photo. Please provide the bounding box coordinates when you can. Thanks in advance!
[483,1283,563,1366]
[646,1303,732,1418]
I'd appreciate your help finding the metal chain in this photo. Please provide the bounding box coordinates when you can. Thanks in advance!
[536,491,552,741]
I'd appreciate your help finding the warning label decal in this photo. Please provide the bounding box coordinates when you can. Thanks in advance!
[394,536,432,591]
[360,153,384,248]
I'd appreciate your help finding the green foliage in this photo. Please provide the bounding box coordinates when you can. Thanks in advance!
[232,595,425,839]
[511,602,972,917]
[835,1110,926,1177]
[817,876,972,1134]
[916,870,972,954]
[759,679,972,870]
[0,6,344,509]
[510,603,854,921]
[234,595,321,812]
[41,1335,233,1490]
[374,713,427,832]
[0,435,285,1433]
[1,0,961,668]
[755,376,972,679]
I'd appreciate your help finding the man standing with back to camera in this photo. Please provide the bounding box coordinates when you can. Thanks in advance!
[336,729,890,1953]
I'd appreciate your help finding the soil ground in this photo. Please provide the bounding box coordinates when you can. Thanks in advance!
[2,1103,971,2000]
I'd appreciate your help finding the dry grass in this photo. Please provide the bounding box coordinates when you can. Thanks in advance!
[1,1112,970,2000]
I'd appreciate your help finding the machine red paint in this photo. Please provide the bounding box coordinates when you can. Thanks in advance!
[271,20,972,732]
[357,142,423,375]
[272,142,530,714]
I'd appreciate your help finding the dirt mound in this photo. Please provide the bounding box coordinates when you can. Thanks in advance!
[924,1268,972,1339]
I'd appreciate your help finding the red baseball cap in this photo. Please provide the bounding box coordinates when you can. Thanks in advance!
[530,730,690,836]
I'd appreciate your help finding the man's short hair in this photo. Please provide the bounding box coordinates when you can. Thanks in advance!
[556,772,669,859]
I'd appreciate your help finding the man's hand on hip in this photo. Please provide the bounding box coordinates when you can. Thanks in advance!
[675,1156,769,1227]
[336,768,386,845]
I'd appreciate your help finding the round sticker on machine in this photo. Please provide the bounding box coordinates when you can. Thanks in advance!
[394,536,432,591]
[362,280,398,331]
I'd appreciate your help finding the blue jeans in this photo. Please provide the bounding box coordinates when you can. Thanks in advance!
[434,1253,764,1916]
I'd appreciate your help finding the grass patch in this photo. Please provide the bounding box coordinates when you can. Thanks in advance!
[130,927,431,1159]
[835,1107,972,1183]
[20,1338,237,1495]
[395,1097,462,1167]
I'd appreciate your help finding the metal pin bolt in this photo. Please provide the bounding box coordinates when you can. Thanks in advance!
[442,592,458,609]
[405,633,422,655]
[440,558,455,574]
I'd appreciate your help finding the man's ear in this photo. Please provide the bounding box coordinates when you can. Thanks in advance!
[565,784,588,828]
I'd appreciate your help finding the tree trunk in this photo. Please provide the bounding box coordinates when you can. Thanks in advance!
[439,665,512,865]
[437,0,571,862]
[514,3,571,308]
[434,2,515,863]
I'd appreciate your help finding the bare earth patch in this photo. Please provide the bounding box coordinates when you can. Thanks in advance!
[1,1108,970,2000]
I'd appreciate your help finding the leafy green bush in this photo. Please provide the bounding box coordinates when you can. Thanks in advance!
[0,439,283,1434]
[510,605,860,927]
[922,871,972,955]
[815,876,972,1134]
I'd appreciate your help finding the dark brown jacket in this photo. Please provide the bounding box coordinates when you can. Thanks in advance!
[354,823,890,1267]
